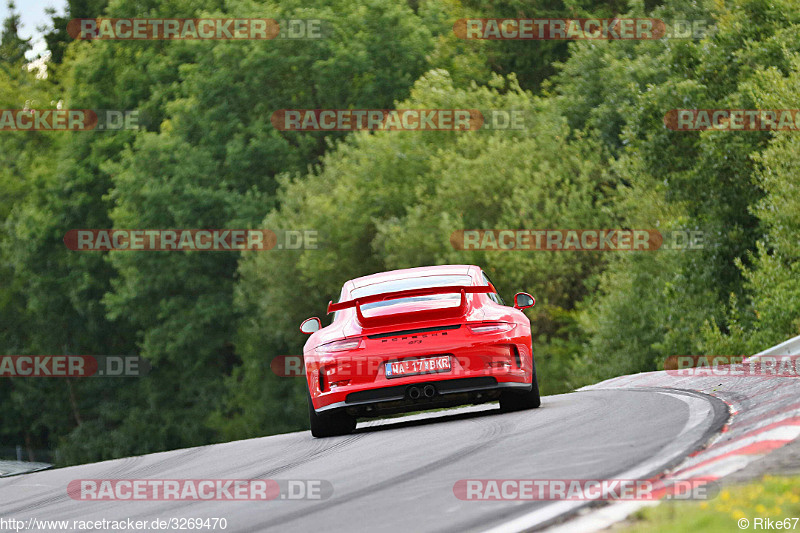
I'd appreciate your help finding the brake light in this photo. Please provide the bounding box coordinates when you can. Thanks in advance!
[315,337,364,353]
[467,322,515,334]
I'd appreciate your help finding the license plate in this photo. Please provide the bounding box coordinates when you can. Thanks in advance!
[385,356,451,378]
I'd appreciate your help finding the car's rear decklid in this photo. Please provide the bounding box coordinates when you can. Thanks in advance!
[327,285,492,328]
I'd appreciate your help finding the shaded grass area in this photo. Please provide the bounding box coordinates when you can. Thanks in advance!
[621,475,800,532]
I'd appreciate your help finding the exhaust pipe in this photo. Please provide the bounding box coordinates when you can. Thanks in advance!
[423,384,436,398]
[408,386,421,400]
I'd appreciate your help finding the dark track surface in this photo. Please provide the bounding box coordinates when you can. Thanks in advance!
[0,389,726,532]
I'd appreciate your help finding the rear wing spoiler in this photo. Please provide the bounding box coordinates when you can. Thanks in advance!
[327,285,494,327]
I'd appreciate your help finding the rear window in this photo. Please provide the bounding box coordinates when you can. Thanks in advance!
[350,274,473,312]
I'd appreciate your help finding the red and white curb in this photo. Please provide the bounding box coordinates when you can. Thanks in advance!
[543,355,800,533]
[480,389,720,533]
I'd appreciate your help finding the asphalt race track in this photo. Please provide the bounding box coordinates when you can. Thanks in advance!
[0,389,728,532]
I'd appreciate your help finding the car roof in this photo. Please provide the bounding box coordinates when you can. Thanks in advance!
[348,265,478,290]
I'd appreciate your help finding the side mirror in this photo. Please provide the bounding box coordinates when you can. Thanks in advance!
[300,317,321,334]
[513,292,535,310]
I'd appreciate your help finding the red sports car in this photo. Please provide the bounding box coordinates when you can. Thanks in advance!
[299,265,539,437]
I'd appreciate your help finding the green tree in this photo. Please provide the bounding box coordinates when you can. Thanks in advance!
[571,0,800,382]
[44,0,110,64]
[0,1,30,64]
[702,53,800,355]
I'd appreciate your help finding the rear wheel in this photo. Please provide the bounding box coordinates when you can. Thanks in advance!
[308,392,356,438]
[499,360,541,412]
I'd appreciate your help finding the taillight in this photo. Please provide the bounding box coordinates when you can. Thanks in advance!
[315,337,364,353]
[467,322,515,334]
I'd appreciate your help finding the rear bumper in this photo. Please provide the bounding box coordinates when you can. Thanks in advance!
[315,377,531,417]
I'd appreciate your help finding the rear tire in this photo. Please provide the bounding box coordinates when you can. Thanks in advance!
[308,392,356,438]
[500,360,541,412]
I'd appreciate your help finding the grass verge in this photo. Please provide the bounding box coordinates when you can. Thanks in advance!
[620,475,800,532]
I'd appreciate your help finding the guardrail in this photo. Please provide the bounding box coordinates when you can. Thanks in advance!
[556,331,800,533]
[750,333,800,359]
[0,460,52,477]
